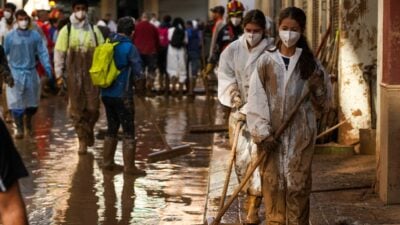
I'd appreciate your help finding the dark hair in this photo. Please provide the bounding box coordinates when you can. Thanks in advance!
[72,0,89,8]
[5,3,16,12]
[15,9,29,19]
[277,7,316,80]
[117,17,135,36]
[172,17,185,29]
[162,15,172,23]
[243,9,266,30]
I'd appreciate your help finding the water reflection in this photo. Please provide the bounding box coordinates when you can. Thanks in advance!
[18,96,214,225]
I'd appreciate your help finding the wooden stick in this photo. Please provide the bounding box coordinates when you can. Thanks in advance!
[218,121,243,211]
[189,124,228,133]
[316,119,348,140]
[211,90,310,225]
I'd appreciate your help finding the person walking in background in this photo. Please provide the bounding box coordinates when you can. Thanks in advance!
[157,15,171,95]
[0,2,17,123]
[218,9,274,224]
[54,0,104,154]
[246,7,331,224]
[0,117,29,225]
[203,5,225,77]
[4,9,53,139]
[167,17,187,97]
[186,20,201,99]
[101,17,146,176]
[132,12,159,97]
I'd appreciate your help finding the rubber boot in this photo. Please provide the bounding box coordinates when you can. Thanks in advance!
[146,78,155,97]
[102,136,120,170]
[122,138,146,176]
[178,82,184,99]
[245,195,262,225]
[14,115,24,139]
[78,138,88,155]
[164,75,170,96]
[24,114,33,137]
[171,77,177,96]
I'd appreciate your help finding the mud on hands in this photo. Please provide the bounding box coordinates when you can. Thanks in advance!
[308,68,328,110]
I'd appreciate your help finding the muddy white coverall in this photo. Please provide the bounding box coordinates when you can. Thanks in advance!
[218,35,274,196]
[54,14,104,146]
[166,27,188,83]
[247,48,331,224]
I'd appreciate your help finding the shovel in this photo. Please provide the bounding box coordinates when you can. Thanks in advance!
[208,90,311,225]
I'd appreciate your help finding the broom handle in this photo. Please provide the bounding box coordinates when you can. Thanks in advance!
[218,121,243,211]
[211,90,310,225]
[139,98,172,150]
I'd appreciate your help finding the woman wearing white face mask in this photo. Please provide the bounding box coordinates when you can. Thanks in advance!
[246,7,332,224]
[217,9,274,225]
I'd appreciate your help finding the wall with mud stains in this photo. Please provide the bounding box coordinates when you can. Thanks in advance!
[338,0,377,145]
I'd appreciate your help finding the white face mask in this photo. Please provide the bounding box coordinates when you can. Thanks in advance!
[245,32,263,47]
[4,11,12,20]
[279,30,301,48]
[74,10,87,20]
[230,17,241,26]
[18,20,29,30]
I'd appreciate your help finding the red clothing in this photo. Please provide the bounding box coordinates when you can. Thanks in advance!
[132,20,159,55]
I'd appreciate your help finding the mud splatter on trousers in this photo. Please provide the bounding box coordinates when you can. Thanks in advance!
[66,49,99,145]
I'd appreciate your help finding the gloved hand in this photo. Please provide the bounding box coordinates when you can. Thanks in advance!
[56,77,64,89]
[4,72,14,87]
[308,69,326,97]
[230,90,242,109]
[203,63,215,76]
[260,135,279,152]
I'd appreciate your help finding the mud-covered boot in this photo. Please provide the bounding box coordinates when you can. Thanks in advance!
[14,116,24,139]
[103,136,120,170]
[24,114,33,137]
[171,77,177,96]
[78,138,88,155]
[122,138,146,176]
[178,82,184,98]
[245,195,262,225]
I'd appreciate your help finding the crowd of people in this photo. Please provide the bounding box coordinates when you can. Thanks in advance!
[0,0,332,224]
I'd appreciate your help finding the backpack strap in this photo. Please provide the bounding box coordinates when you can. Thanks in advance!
[90,24,98,46]
[67,23,71,49]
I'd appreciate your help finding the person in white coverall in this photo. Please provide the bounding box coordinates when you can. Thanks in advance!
[217,9,274,225]
[246,7,332,225]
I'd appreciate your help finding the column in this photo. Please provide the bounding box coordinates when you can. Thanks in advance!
[377,0,400,204]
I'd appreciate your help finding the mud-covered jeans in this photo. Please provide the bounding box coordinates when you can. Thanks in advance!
[66,50,100,144]
[102,96,135,139]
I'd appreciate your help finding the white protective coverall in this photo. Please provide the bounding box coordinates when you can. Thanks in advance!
[247,48,331,224]
[218,35,274,196]
[166,27,188,83]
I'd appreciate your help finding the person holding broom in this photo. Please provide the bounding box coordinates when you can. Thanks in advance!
[246,7,331,224]
[217,9,274,224]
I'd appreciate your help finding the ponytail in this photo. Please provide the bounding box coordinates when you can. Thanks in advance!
[296,35,316,80]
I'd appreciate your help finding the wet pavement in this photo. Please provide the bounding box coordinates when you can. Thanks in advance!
[11,95,219,225]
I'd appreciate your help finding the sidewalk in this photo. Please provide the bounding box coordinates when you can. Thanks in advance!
[204,134,400,224]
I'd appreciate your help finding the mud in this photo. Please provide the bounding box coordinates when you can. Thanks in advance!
[13,95,216,225]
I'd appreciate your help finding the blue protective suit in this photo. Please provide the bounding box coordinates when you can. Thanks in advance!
[4,29,51,111]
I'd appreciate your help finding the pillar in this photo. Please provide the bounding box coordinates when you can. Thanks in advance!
[100,0,117,20]
[377,0,400,204]
[337,0,377,145]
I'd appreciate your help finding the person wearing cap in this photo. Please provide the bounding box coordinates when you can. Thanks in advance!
[213,0,244,63]
[54,0,104,154]
[204,5,225,76]
[218,9,275,224]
